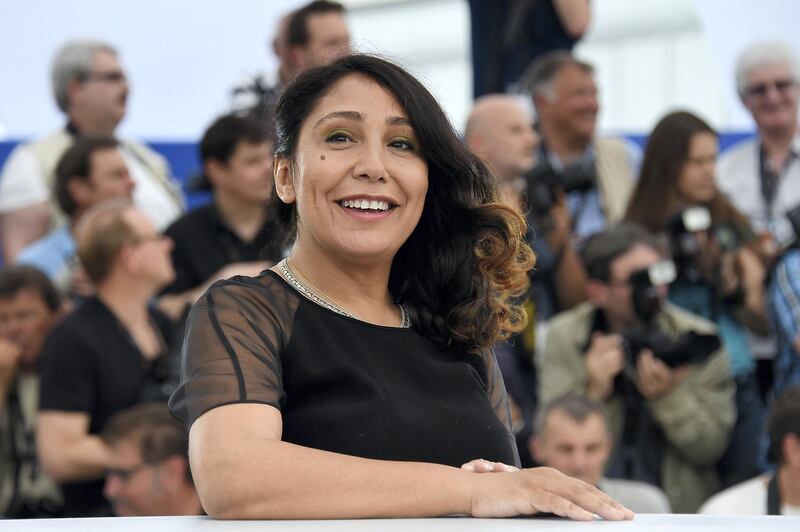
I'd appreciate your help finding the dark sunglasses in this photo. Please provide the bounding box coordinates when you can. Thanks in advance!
[746,78,796,97]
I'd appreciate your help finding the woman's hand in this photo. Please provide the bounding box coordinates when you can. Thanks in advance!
[461,459,519,473]
[467,466,634,521]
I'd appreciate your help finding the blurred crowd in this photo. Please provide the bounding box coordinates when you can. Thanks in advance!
[0,0,799,519]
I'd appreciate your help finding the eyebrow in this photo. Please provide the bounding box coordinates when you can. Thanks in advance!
[313,111,412,129]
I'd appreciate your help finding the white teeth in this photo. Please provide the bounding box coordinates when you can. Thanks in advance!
[341,199,391,211]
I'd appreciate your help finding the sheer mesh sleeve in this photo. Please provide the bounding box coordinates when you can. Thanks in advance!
[482,348,520,467]
[168,275,300,428]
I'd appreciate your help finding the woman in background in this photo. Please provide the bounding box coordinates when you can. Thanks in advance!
[625,110,768,488]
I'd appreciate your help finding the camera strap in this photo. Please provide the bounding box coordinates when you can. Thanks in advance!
[767,474,781,515]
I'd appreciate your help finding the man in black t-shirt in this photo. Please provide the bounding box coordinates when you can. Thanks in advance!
[37,200,176,517]
[158,114,282,321]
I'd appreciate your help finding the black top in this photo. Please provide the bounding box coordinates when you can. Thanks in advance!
[169,271,519,468]
[162,203,282,295]
[38,297,175,517]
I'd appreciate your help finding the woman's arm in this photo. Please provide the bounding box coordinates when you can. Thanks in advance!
[189,403,631,521]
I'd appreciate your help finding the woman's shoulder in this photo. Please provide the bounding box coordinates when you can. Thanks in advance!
[199,270,302,325]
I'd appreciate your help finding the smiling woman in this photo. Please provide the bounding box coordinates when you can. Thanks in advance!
[167,54,633,522]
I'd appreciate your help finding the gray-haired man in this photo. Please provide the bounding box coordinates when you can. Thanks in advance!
[0,39,183,263]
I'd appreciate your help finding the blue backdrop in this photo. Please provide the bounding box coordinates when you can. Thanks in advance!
[0,131,755,213]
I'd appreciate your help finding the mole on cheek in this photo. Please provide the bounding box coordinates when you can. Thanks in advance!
[320,154,326,160]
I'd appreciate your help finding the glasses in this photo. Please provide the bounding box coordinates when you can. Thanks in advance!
[83,70,127,84]
[745,78,796,98]
[106,462,154,483]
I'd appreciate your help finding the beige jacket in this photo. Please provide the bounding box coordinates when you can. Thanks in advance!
[594,137,637,224]
[538,302,736,513]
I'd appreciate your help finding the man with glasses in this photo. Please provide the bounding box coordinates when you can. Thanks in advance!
[101,403,201,517]
[36,200,176,517]
[537,223,735,513]
[0,39,183,264]
[718,41,800,251]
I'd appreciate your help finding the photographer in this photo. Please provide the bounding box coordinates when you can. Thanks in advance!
[625,111,769,488]
[538,223,735,513]
[524,52,638,240]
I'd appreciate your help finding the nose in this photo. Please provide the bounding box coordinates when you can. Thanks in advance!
[352,141,387,183]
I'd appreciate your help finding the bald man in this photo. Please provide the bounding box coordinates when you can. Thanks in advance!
[465,94,539,191]
[465,94,588,468]
[465,94,585,315]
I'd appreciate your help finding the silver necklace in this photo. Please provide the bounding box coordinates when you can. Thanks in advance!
[277,259,410,328]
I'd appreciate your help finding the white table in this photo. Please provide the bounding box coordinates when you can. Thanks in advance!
[2,515,800,531]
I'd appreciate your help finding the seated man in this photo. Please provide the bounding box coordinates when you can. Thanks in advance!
[158,114,281,321]
[537,223,735,513]
[16,136,135,296]
[530,394,671,513]
[36,200,177,517]
[0,266,63,517]
[102,403,202,516]
[0,39,182,263]
[701,386,800,515]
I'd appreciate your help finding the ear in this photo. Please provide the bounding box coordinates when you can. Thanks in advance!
[67,178,92,209]
[586,280,608,308]
[466,132,486,158]
[164,455,186,481]
[66,77,84,108]
[273,155,296,204]
[205,159,226,188]
[784,434,800,468]
[288,45,306,73]
[529,436,544,464]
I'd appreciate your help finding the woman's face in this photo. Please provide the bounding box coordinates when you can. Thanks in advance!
[275,74,429,264]
[676,132,718,204]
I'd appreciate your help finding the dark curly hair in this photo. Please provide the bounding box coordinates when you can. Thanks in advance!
[271,54,534,353]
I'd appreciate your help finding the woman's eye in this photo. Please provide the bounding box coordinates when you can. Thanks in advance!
[389,138,415,151]
[325,130,353,143]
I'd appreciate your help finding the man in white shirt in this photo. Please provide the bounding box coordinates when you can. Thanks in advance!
[717,41,800,249]
[530,394,672,513]
[0,39,183,263]
[701,386,800,516]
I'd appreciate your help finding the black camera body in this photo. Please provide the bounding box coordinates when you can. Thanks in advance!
[622,327,721,369]
[524,158,596,217]
[619,260,720,371]
[667,206,741,282]
[784,203,800,250]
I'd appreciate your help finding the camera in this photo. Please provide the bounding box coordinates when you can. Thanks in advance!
[619,259,720,370]
[523,158,596,217]
[784,203,800,250]
[667,206,741,282]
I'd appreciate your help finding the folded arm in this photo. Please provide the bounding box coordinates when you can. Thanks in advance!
[36,411,111,482]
